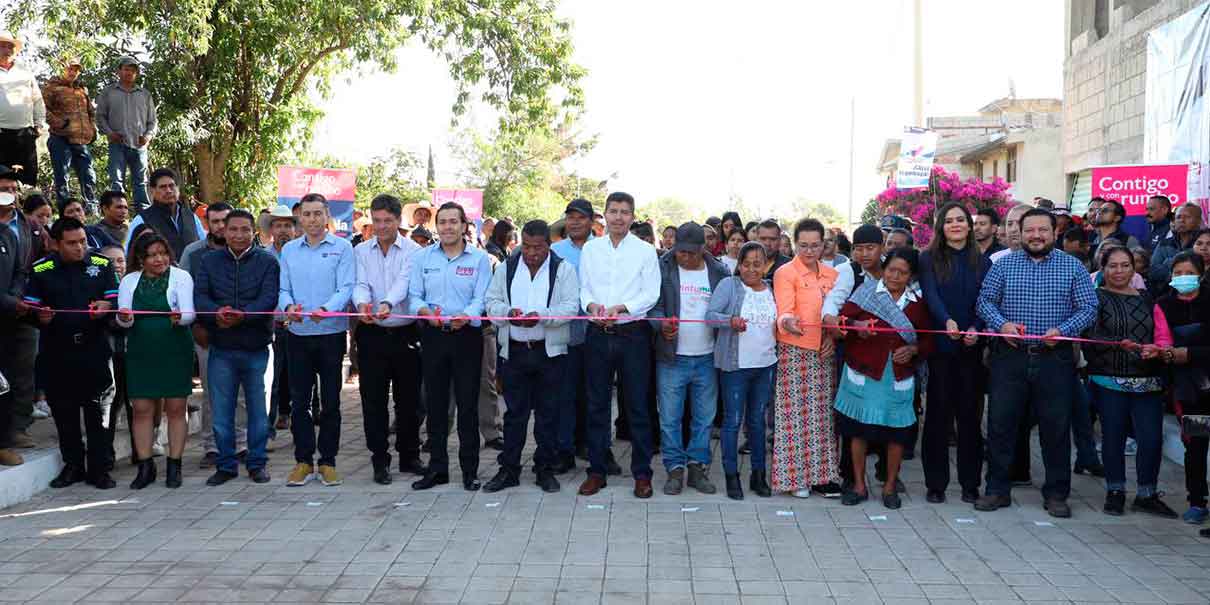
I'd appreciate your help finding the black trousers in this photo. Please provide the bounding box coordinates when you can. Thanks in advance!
[356,324,422,469]
[1180,395,1210,507]
[108,353,135,467]
[922,351,984,493]
[46,369,114,473]
[420,324,483,477]
[288,332,346,466]
[499,342,563,475]
[269,326,292,433]
[615,355,660,445]
[585,323,654,479]
[0,129,37,186]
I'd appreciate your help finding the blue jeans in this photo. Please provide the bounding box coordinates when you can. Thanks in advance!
[720,364,774,475]
[1094,384,1162,496]
[47,135,96,206]
[656,353,717,471]
[985,344,1076,500]
[107,143,149,213]
[208,347,270,473]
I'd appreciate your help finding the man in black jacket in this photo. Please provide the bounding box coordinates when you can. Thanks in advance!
[193,209,280,485]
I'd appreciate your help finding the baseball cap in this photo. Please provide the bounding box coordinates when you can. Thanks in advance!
[564,198,594,218]
[117,55,139,68]
[673,222,706,253]
[879,214,910,231]
[0,193,14,207]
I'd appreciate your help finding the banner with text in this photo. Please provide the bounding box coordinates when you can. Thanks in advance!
[431,189,484,221]
[1090,163,1188,243]
[895,127,938,190]
[276,166,358,239]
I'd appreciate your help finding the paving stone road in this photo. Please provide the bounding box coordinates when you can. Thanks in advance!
[1,381,1209,604]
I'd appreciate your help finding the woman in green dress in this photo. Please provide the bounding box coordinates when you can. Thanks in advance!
[116,232,195,489]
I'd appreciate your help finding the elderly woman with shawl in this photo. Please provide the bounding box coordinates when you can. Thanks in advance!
[835,247,932,509]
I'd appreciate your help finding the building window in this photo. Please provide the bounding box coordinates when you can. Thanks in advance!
[1007,146,1018,183]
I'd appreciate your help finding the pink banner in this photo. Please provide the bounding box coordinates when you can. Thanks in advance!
[431,189,484,221]
[276,166,357,200]
[1090,164,1188,215]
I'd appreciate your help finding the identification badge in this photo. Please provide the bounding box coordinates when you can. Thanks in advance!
[456,266,475,277]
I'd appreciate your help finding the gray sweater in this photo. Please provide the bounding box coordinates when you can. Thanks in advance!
[705,276,777,372]
[95,83,157,149]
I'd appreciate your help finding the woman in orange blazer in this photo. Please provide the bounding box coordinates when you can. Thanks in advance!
[772,218,841,498]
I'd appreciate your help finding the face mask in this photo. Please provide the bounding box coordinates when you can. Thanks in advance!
[1170,274,1200,294]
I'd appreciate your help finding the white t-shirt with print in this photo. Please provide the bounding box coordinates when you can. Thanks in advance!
[737,285,778,368]
[676,267,714,356]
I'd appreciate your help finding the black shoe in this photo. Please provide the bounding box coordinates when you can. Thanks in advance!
[961,488,980,504]
[206,470,238,486]
[1044,498,1072,518]
[605,451,622,476]
[926,490,946,504]
[399,458,427,475]
[738,440,751,455]
[130,459,157,490]
[974,494,1012,511]
[248,468,270,484]
[484,438,505,451]
[50,465,86,488]
[199,451,217,469]
[373,466,393,485]
[1104,490,1126,516]
[552,453,576,475]
[882,492,902,510]
[464,477,482,491]
[749,471,772,498]
[841,489,869,506]
[165,457,182,488]
[483,470,519,493]
[1074,462,1105,477]
[89,472,116,490]
[412,472,449,490]
[812,482,842,498]
[725,474,744,500]
[535,473,560,493]
[1132,494,1178,519]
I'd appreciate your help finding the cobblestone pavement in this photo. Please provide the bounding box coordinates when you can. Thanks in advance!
[1,381,1209,604]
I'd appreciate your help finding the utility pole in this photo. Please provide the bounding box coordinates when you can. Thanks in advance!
[848,96,856,226]
[913,0,924,127]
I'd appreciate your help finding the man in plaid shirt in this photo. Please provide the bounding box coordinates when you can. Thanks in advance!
[975,208,1098,518]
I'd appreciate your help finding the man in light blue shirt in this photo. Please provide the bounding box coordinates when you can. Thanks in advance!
[277,193,354,488]
[408,201,492,492]
[548,198,596,474]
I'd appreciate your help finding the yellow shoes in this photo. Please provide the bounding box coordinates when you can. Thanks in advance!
[286,462,313,486]
[317,465,342,486]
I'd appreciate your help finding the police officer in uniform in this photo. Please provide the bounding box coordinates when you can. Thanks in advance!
[23,217,119,489]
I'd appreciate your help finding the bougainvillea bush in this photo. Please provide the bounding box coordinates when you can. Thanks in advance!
[873,165,1015,247]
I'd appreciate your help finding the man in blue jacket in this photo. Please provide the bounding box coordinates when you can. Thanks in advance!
[194,209,280,485]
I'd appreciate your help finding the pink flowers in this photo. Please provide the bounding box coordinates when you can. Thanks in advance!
[874,166,1014,247]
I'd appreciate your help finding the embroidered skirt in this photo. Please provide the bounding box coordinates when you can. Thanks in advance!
[771,343,839,491]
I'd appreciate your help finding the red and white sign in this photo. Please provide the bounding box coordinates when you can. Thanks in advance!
[1090,164,1188,215]
[276,166,357,200]
[432,189,484,221]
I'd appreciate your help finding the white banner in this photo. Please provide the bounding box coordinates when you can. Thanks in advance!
[1145,2,1210,207]
[895,127,937,190]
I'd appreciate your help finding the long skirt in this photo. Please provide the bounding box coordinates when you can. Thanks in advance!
[771,342,839,492]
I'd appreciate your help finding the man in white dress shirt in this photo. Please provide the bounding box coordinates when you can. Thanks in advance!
[576,192,661,498]
[352,194,427,485]
[481,220,580,493]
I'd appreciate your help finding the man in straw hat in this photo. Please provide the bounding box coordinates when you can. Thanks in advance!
[0,32,46,187]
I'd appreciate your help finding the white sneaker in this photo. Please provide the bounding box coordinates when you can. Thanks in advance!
[31,399,50,419]
[792,489,811,499]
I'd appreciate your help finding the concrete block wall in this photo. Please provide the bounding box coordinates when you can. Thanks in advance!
[1063,0,1205,176]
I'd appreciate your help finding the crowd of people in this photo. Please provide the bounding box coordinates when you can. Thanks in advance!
[2,32,1210,531]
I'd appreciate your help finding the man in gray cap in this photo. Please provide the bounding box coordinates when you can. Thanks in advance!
[0,32,45,187]
[649,222,729,495]
[96,56,157,214]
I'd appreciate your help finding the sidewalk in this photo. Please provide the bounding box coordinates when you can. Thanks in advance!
[0,380,1208,604]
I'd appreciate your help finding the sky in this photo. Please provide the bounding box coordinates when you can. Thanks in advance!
[313,0,1065,223]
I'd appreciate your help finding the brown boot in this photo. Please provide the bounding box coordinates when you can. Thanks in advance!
[0,448,24,466]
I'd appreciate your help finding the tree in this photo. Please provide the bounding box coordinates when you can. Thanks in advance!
[788,198,846,228]
[6,0,584,205]
[638,197,696,229]
[303,147,428,211]
[860,199,880,225]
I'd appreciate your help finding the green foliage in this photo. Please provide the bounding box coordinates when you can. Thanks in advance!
[637,197,696,229]
[860,199,880,225]
[301,147,428,211]
[454,112,605,223]
[789,199,846,228]
[5,0,584,206]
